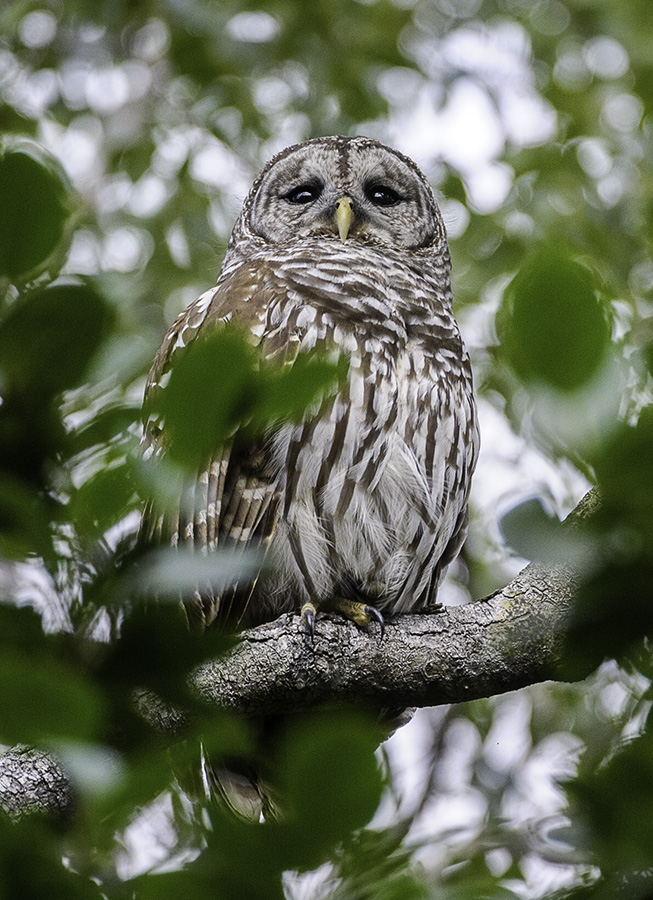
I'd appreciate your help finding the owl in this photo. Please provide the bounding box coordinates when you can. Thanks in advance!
[140,135,479,637]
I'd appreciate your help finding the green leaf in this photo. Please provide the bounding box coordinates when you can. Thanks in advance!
[0,139,71,281]
[570,728,653,876]
[0,606,104,744]
[70,747,179,849]
[564,411,653,675]
[0,474,54,558]
[68,404,141,454]
[498,246,611,392]
[153,328,347,471]
[97,603,232,709]
[253,351,347,425]
[69,461,138,536]
[566,556,653,678]
[274,710,384,868]
[591,407,653,539]
[0,650,104,744]
[335,828,430,900]
[155,330,258,469]
[499,497,582,564]
[0,282,113,396]
[0,815,105,899]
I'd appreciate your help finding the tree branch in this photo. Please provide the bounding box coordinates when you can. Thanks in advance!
[0,745,74,820]
[192,559,579,716]
[190,490,597,717]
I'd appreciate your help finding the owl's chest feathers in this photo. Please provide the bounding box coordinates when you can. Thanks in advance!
[271,338,463,575]
[260,246,458,356]
[215,250,470,581]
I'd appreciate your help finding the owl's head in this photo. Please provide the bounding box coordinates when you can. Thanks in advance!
[234,136,445,253]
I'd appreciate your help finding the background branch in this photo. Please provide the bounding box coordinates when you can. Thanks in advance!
[0,745,74,820]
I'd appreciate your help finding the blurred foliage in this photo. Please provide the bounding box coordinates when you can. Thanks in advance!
[150,329,347,468]
[0,138,71,281]
[497,246,611,392]
[0,0,652,897]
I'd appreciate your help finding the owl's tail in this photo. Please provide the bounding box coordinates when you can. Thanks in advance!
[201,745,280,822]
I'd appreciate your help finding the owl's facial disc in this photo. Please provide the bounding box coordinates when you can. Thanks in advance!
[247,138,440,250]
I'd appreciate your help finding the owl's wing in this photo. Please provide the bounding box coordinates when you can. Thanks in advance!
[139,261,298,628]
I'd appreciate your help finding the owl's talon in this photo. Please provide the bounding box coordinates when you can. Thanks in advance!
[364,604,385,640]
[301,602,317,641]
[328,596,384,638]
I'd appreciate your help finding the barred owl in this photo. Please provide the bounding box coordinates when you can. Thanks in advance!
[141,136,479,636]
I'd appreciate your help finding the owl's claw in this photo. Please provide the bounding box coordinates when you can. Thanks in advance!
[328,597,385,639]
[301,602,317,641]
[300,596,385,641]
[364,604,385,640]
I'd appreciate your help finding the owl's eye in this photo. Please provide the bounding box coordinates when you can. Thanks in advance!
[365,183,402,207]
[282,182,323,204]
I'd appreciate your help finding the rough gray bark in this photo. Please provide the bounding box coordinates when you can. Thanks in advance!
[0,489,596,819]
[192,560,578,715]
[0,744,74,820]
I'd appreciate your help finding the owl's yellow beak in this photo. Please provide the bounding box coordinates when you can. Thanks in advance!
[334,196,354,243]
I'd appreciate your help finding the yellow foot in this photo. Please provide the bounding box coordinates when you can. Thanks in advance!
[328,596,385,639]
